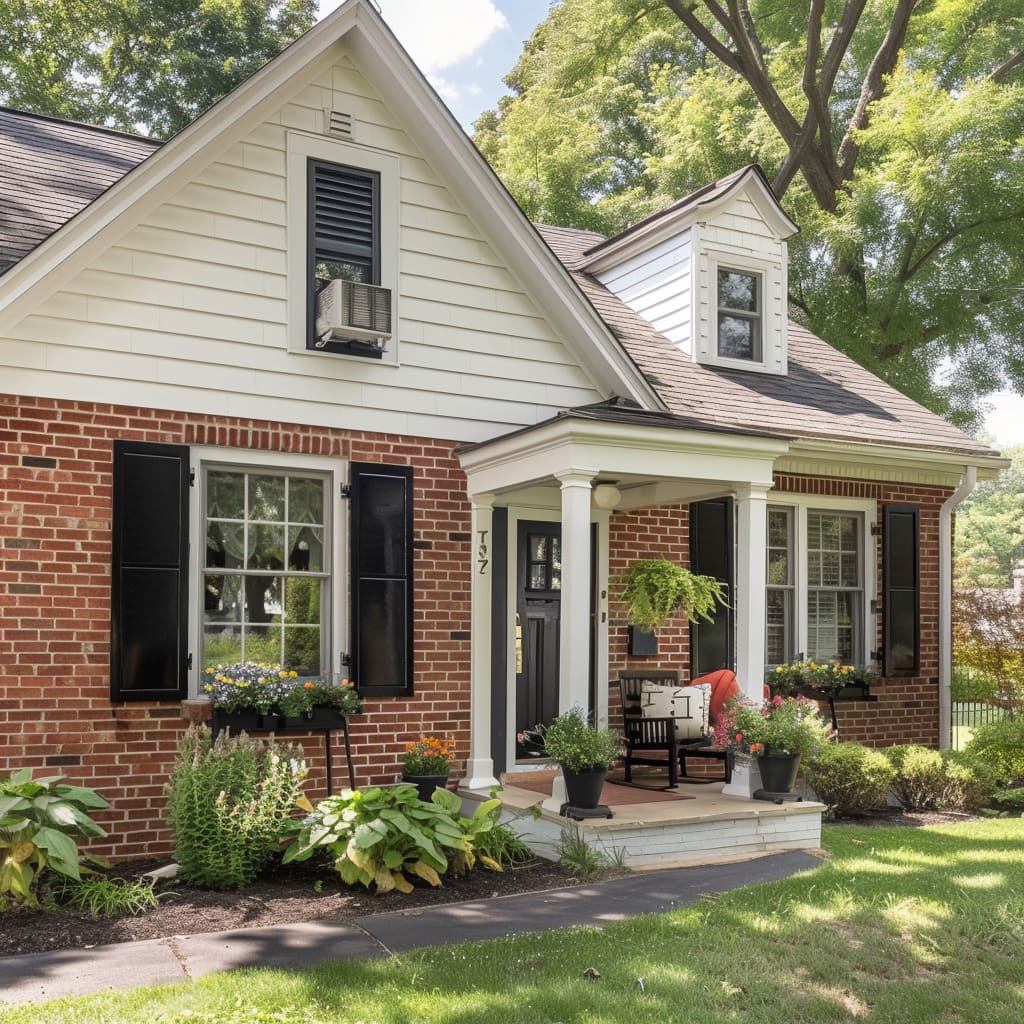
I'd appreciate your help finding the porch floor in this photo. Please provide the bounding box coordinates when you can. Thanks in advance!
[461,767,825,870]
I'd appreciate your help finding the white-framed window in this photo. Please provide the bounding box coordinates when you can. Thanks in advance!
[717,267,762,362]
[765,494,876,668]
[189,448,347,685]
[286,132,399,363]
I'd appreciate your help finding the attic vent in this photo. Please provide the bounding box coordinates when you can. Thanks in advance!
[324,109,354,139]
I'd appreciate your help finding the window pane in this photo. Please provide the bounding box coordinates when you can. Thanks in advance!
[288,526,323,572]
[529,535,548,561]
[248,475,284,522]
[808,591,855,663]
[203,625,242,667]
[204,574,242,620]
[248,524,285,570]
[289,478,324,525]
[717,270,757,311]
[315,259,369,284]
[284,576,321,626]
[550,537,561,591]
[207,470,244,520]
[529,565,547,590]
[718,314,756,360]
[283,626,321,675]
[766,589,792,665]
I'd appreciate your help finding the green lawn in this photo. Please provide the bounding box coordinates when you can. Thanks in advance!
[3,819,1023,1024]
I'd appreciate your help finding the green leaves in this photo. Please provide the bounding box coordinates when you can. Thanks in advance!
[0,770,109,906]
[282,784,507,893]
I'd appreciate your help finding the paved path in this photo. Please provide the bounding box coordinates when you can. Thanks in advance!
[0,851,820,1006]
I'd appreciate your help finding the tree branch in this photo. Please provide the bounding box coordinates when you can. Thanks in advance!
[836,0,921,183]
[991,48,1024,83]
[662,1,743,74]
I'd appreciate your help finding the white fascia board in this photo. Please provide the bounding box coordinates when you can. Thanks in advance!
[344,23,664,412]
[0,0,366,337]
[782,438,1009,483]
[459,417,789,496]
[580,168,800,276]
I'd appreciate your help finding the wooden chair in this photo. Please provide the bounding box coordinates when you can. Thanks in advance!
[618,670,732,787]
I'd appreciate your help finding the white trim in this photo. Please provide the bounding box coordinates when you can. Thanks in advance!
[767,491,877,667]
[285,131,400,364]
[187,446,348,697]
[939,468,977,749]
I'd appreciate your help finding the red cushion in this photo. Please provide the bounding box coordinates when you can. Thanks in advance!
[692,669,770,723]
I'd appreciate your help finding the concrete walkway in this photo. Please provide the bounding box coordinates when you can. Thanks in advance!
[0,851,821,1006]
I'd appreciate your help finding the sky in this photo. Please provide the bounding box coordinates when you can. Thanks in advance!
[318,0,1024,451]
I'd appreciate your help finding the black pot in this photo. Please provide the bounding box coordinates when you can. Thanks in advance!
[402,774,449,802]
[756,752,801,795]
[562,766,608,809]
[283,707,348,730]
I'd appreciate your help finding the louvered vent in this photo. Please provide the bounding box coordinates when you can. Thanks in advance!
[324,109,354,139]
[313,162,375,266]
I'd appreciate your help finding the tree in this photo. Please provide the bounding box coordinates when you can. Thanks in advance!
[955,444,1024,588]
[476,0,1024,429]
[0,0,317,138]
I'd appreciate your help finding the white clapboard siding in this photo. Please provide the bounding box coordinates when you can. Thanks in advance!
[2,45,605,442]
[595,231,693,355]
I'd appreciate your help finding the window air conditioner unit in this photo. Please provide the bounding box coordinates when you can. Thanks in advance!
[315,279,392,350]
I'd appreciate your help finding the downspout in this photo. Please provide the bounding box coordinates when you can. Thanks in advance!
[938,466,976,749]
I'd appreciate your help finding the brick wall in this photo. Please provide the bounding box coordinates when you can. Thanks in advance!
[0,394,472,859]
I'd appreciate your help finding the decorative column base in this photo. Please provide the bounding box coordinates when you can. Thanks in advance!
[721,756,763,799]
[541,772,567,813]
[462,758,499,792]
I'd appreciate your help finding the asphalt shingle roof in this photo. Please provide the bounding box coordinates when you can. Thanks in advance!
[0,107,159,274]
[539,224,993,457]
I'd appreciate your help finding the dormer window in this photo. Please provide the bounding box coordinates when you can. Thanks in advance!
[717,268,761,362]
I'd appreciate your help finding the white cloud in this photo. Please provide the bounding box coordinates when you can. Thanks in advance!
[374,0,509,73]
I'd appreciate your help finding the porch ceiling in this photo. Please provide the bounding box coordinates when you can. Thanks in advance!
[457,410,789,504]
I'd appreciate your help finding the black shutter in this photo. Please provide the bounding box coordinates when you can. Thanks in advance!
[349,463,413,697]
[689,497,734,676]
[311,160,378,270]
[110,441,189,701]
[883,504,919,675]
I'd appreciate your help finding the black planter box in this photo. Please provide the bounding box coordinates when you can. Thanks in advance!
[793,683,873,701]
[282,707,349,730]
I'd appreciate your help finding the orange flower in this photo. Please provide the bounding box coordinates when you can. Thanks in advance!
[304,681,315,689]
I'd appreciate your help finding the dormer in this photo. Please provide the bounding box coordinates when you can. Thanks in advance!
[579,166,799,376]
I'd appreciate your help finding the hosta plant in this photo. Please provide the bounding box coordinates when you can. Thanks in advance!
[283,785,503,893]
[0,769,109,907]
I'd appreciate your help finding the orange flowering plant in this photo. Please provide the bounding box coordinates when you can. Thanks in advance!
[278,674,362,718]
[716,694,832,758]
[402,736,453,776]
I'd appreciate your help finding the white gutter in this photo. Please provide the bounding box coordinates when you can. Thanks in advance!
[939,466,977,748]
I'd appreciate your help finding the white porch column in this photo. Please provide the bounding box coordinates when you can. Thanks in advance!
[557,471,595,713]
[735,483,769,702]
[464,493,499,790]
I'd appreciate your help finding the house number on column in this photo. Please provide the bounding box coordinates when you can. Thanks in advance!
[477,530,489,574]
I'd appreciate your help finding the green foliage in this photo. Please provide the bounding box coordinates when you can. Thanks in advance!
[951,666,1001,703]
[472,822,534,867]
[554,826,607,879]
[722,696,832,758]
[478,0,1024,426]
[956,450,1024,587]
[283,785,504,893]
[965,717,1024,782]
[0,769,108,908]
[617,559,726,632]
[55,875,160,917]
[940,750,1000,813]
[805,742,896,817]
[0,0,317,137]
[953,586,1024,711]
[769,659,876,696]
[540,706,621,772]
[990,786,1024,815]
[167,726,308,890]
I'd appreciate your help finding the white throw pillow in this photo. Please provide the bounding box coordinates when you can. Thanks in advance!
[639,683,710,740]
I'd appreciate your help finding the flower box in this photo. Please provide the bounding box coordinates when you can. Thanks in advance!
[792,682,873,702]
[283,707,349,731]
[213,709,281,734]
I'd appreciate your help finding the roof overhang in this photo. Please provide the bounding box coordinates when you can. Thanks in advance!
[458,413,790,501]
[579,165,800,276]
[0,0,663,411]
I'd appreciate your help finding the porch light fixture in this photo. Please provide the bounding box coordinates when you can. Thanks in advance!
[592,483,622,510]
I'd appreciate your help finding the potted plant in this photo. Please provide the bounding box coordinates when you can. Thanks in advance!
[617,559,726,652]
[769,659,876,700]
[540,706,621,814]
[401,736,454,801]
[717,694,832,799]
[279,675,362,728]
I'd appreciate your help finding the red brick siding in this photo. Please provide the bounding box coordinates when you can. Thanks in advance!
[0,394,472,860]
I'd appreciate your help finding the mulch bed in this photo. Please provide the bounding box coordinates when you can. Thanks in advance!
[0,856,579,960]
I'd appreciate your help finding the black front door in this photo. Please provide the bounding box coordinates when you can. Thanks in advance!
[516,522,561,741]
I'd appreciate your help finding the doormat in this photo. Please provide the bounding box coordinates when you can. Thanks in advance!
[511,773,695,806]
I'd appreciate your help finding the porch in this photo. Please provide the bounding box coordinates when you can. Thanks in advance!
[461,769,825,870]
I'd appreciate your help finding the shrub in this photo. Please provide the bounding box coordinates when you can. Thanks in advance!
[0,769,109,907]
[885,745,946,810]
[964,717,1024,783]
[939,750,999,813]
[804,742,895,817]
[167,726,308,889]
[283,785,503,893]
[989,786,1024,815]
[541,707,621,772]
